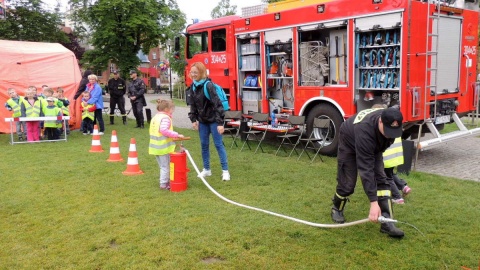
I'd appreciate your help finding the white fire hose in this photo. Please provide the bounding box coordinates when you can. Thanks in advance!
[184,149,396,228]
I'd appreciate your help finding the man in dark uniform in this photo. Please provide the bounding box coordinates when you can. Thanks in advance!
[127,70,146,128]
[107,70,127,125]
[330,107,405,238]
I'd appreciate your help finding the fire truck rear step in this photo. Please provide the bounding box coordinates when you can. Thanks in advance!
[417,113,480,151]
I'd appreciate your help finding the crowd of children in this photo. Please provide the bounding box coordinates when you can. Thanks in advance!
[4,86,70,142]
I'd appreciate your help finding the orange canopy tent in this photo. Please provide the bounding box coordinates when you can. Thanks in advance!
[0,40,82,133]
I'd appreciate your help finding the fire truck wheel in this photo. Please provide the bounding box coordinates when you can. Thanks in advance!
[306,104,343,157]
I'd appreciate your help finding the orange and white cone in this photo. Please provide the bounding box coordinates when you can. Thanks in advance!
[107,130,123,162]
[89,125,104,153]
[122,138,144,175]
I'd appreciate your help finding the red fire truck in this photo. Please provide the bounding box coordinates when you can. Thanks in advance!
[183,0,480,156]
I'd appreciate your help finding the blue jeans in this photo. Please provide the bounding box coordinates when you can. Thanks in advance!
[199,122,228,170]
[156,154,170,186]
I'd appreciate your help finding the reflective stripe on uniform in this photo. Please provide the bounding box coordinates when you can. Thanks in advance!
[353,108,383,124]
[377,190,391,197]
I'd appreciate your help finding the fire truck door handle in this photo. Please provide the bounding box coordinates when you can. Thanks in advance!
[224,69,229,76]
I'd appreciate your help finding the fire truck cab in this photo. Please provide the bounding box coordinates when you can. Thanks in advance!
[184,0,480,156]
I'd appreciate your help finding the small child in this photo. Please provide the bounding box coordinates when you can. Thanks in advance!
[5,88,27,141]
[56,87,70,135]
[21,88,43,142]
[81,91,96,135]
[43,97,62,140]
[149,99,184,190]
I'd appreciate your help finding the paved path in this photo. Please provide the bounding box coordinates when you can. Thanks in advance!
[124,94,480,182]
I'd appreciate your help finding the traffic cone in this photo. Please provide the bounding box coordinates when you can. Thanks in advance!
[89,125,104,153]
[107,130,123,162]
[122,138,144,175]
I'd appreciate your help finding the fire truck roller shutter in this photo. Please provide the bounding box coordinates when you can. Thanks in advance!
[431,16,462,94]
[305,103,343,157]
[265,28,292,44]
[354,12,402,31]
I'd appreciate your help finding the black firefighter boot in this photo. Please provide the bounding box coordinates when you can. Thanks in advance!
[110,116,115,125]
[135,120,141,128]
[122,116,127,125]
[331,193,348,224]
[378,196,405,238]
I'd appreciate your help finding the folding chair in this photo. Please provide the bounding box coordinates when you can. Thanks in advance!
[223,110,243,148]
[240,112,269,153]
[298,118,331,162]
[274,115,306,156]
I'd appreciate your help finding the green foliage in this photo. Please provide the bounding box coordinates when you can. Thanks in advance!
[211,0,237,19]
[69,0,185,77]
[168,37,187,82]
[0,0,68,43]
[60,31,86,60]
[0,122,479,269]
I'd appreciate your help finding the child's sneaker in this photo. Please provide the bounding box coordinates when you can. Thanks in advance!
[198,169,212,177]
[392,198,405,204]
[83,132,88,135]
[222,170,230,181]
[402,186,412,197]
[160,184,170,190]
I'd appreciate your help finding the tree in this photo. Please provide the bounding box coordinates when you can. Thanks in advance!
[60,31,86,61]
[211,0,237,19]
[69,0,186,78]
[169,37,186,81]
[0,0,68,43]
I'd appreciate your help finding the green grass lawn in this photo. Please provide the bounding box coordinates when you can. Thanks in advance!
[1,120,479,269]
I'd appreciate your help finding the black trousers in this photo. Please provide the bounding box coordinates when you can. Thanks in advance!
[93,109,105,132]
[335,130,390,200]
[45,127,59,140]
[384,167,402,199]
[110,96,126,115]
[131,101,144,125]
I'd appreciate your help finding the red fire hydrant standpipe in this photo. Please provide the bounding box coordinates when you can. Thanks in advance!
[169,137,191,192]
[182,148,396,228]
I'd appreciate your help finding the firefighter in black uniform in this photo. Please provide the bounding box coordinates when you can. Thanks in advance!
[330,107,405,238]
[107,70,127,125]
[127,70,146,128]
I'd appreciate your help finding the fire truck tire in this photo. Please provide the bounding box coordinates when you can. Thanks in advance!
[306,104,343,157]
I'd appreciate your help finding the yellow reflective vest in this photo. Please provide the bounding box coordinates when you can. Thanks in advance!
[383,137,404,168]
[81,101,95,120]
[149,113,176,155]
[22,98,42,117]
[43,106,61,128]
[6,97,24,117]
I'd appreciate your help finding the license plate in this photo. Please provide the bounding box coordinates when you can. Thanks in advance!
[435,115,451,124]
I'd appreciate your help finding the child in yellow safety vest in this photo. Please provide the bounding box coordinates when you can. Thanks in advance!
[55,87,70,135]
[149,99,184,190]
[383,137,412,204]
[5,88,26,141]
[81,91,96,135]
[21,88,43,142]
[44,97,62,140]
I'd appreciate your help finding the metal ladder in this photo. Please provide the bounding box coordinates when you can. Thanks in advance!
[413,0,441,168]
